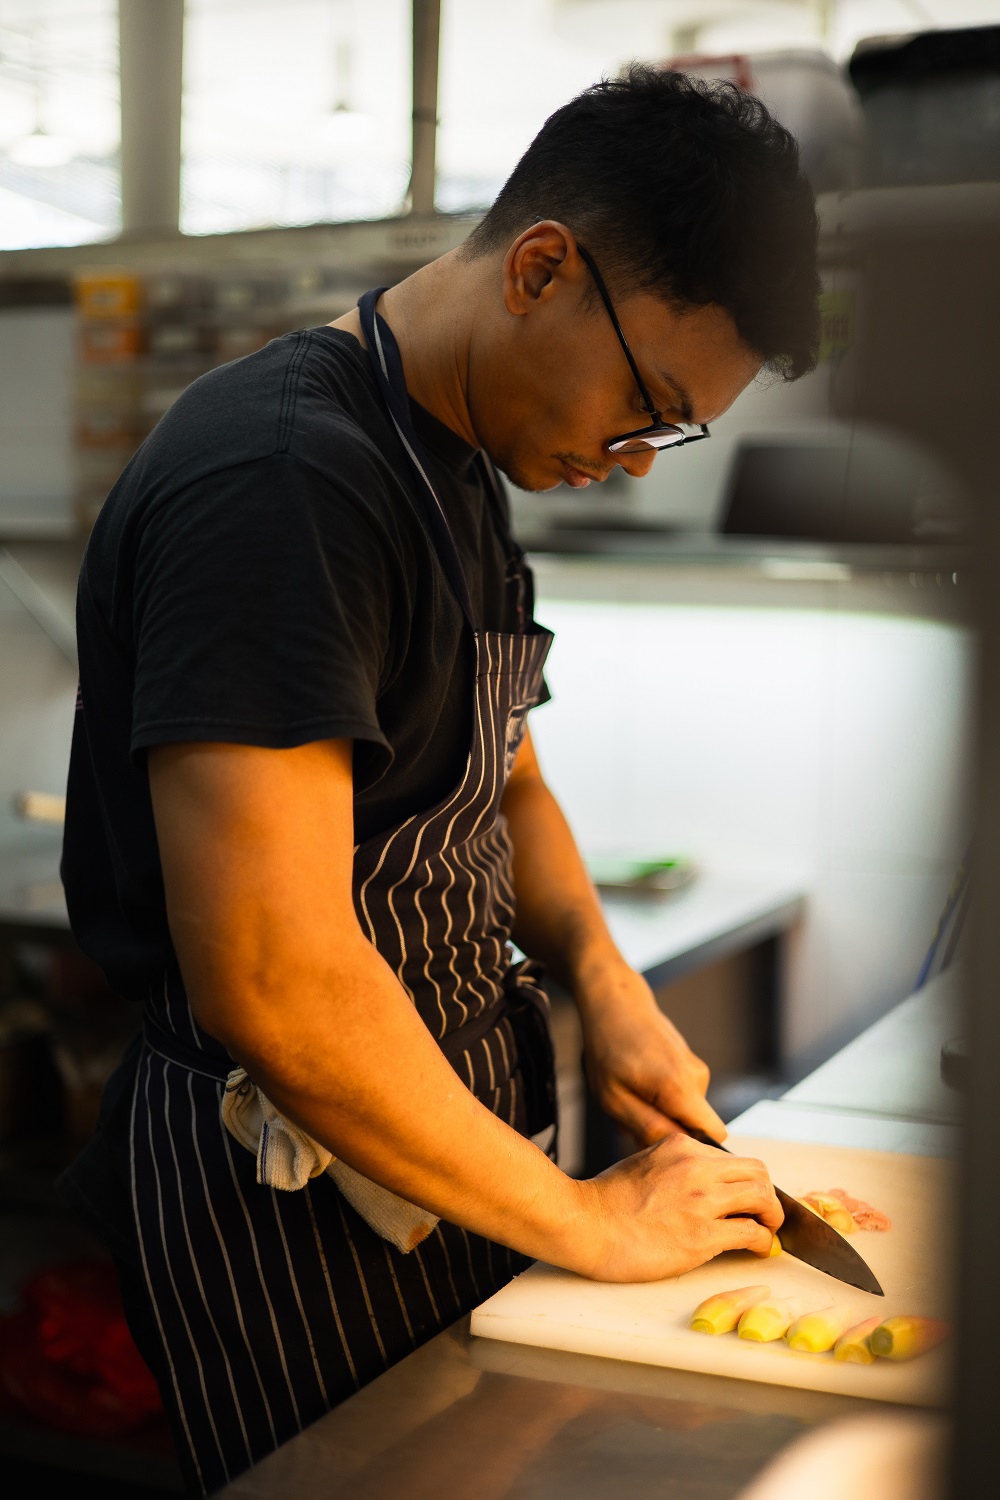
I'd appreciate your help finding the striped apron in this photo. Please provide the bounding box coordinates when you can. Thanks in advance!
[91,291,556,1495]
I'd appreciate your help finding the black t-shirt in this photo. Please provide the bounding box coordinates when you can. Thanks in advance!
[61,325,542,1001]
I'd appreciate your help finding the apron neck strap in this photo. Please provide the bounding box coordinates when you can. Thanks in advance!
[358,288,478,635]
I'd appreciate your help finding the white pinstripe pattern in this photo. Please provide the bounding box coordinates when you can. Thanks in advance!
[162,1067,253,1469]
[302,1189,359,1389]
[495,1021,512,1082]
[408,837,448,1030]
[145,1058,227,1481]
[357,811,419,943]
[409,660,495,1023]
[335,1197,388,1366]
[425,852,464,1038]
[380,1242,416,1347]
[433,1224,461,1311]
[412,1243,442,1325]
[480,1035,497,1093]
[129,1054,203,1491]
[437,846,472,1030]
[269,1190,330,1407]
[185,1073,278,1448]
[219,1131,303,1428]
[352,628,545,1055]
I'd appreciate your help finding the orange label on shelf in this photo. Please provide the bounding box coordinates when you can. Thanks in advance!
[74,269,143,319]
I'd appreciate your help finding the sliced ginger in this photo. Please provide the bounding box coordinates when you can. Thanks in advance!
[738,1295,826,1343]
[690,1285,771,1335]
[689,1291,947,1367]
[786,1304,863,1353]
[799,1192,856,1235]
[802,1187,892,1233]
[833,1316,884,1363]
[870,1316,950,1361]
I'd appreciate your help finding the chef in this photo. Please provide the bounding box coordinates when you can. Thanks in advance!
[59,67,818,1495]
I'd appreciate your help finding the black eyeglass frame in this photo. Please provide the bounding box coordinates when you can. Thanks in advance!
[576,243,710,456]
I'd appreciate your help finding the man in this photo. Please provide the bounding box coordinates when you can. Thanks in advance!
[60,67,818,1495]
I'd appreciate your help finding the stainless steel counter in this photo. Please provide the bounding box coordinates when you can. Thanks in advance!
[219,979,958,1500]
[220,1316,879,1500]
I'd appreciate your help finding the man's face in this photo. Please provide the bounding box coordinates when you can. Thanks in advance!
[469,227,761,494]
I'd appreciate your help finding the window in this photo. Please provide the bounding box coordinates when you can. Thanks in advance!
[0,0,119,249]
[181,0,412,234]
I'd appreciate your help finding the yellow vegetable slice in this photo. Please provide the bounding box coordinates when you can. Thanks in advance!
[738,1295,827,1343]
[786,1304,862,1353]
[690,1284,771,1335]
[870,1317,951,1361]
[833,1316,883,1364]
[800,1193,856,1235]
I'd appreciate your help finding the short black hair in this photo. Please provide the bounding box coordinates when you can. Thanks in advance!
[466,65,820,380]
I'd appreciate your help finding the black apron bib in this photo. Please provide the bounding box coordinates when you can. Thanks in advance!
[62,296,556,1497]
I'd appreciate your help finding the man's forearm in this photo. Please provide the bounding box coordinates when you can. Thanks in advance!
[199,931,598,1271]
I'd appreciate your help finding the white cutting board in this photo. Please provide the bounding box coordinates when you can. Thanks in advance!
[471,1135,953,1406]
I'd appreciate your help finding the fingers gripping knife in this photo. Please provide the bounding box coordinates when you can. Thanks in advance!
[686,1127,885,1296]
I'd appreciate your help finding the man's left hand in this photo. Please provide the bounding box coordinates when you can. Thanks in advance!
[578,962,726,1146]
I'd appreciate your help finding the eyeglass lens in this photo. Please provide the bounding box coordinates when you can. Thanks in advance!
[610,429,690,454]
[611,435,680,454]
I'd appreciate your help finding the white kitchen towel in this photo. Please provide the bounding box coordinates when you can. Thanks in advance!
[221,1068,439,1253]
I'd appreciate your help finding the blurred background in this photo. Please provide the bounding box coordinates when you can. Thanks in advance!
[0,3,996,1493]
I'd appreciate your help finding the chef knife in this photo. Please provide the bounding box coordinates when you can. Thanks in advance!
[686,1126,885,1296]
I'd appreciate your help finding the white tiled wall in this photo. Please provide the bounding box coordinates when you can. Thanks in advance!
[528,585,973,1071]
[0,583,77,849]
[0,308,75,536]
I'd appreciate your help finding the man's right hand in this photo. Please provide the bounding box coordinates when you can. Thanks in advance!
[568,1132,782,1283]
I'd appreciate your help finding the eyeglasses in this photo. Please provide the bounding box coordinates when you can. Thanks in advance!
[576,244,711,456]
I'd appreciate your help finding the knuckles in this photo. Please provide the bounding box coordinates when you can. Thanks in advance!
[731,1215,763,1245]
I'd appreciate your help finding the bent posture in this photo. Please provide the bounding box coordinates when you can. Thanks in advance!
[60,68,818,1495]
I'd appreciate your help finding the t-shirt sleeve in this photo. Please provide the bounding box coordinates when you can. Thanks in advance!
[129,452,397,781]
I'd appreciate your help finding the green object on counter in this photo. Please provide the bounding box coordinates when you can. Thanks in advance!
[587,856,696,896]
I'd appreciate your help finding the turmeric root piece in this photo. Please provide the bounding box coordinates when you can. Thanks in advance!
[870,1317,951,1361]
[833,1316,884,1364]
[738,1296,827,1343]
[690,1284,771,1335]
[769,1233,783,1257]
[800,1192,856,1236]
[786,1305,863,1354]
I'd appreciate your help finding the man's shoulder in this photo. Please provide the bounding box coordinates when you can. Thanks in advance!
[92,327,409,541]
[144,325,388,478]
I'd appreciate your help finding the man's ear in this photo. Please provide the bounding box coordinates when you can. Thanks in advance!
[502,220,581,316]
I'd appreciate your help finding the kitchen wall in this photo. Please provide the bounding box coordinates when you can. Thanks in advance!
[0,307,75,537]
[528,558,973,1073]
[0,542,973,1078]
[0,546,78,851]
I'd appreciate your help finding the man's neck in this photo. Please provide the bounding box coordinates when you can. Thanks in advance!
[328,249,483,449]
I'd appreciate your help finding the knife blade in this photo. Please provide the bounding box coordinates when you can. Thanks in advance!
[686,1127,885,1296]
